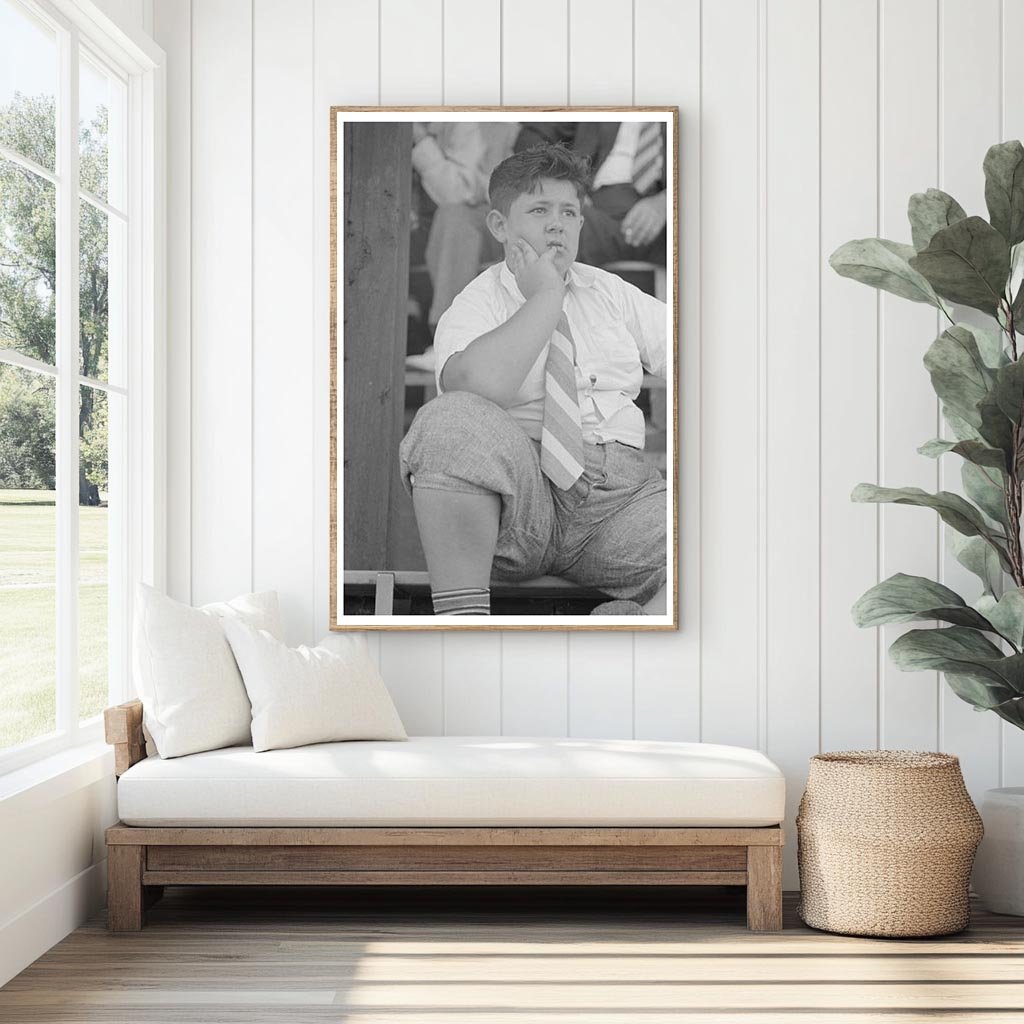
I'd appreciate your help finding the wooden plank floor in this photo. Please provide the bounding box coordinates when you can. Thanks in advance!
[3,885,1024,1022]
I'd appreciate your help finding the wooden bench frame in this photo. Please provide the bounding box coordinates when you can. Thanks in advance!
[104,700,784,933]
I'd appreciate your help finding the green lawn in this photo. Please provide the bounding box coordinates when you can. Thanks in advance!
[0,489,109,751]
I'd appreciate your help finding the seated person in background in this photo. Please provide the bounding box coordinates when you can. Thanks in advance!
[412,121,519,330]
[515,121,667,266]
[399,144,668,617]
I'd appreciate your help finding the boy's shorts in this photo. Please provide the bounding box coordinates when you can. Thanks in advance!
[399,391,667,605]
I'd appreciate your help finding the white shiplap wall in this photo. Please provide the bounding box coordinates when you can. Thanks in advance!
[154,0,1024,886]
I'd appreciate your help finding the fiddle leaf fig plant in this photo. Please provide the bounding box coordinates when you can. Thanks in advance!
[831,140,1024,731]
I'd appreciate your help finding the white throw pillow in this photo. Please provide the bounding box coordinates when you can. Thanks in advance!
[223,621,408,752]
[133,584,283,758]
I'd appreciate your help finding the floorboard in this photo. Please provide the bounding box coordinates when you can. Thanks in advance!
[2,886,1024,1021]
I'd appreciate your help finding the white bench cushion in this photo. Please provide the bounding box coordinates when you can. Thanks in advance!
[117,736,785,827]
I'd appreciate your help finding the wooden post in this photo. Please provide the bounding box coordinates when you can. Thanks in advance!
[342,122,412,570]
[374,572,396,615]
[107,845,145,932]
[746,844,783,931]
[103,699,148,776]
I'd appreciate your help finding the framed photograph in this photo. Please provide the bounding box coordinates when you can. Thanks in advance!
[330,107,678,630]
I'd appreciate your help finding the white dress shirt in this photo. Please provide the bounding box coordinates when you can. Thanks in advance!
[411,122,519,206]
[590,122,643,190]
[434,261,667,449]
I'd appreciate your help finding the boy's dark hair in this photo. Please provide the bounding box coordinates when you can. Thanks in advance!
[488,143,592,215]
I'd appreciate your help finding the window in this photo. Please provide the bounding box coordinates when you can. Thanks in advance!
[0,0,161,773]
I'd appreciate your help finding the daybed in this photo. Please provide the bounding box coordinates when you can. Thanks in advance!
[104,699,786,932]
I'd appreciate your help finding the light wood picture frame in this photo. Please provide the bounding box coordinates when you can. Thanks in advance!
[330,107,679,631]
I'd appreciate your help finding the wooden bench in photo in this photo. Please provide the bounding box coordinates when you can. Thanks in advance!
[104,700,785,933]
[343,569,607,616]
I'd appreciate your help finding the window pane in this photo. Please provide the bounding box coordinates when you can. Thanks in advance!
[79,384,109,723]
[0,0,57,173]
[79,51,126,209]
[0,158,56,364]
[80,203,123,383]
[0,362,56,751]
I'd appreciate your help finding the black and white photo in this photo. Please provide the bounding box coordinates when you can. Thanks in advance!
[331,108,678,630]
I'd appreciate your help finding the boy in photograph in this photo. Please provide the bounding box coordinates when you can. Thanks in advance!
[515,121,668,265]
[398,142,669,617]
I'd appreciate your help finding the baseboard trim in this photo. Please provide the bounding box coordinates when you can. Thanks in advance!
[0,859,107,987]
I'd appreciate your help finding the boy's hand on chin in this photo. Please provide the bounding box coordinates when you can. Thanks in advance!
[508,240,565,300]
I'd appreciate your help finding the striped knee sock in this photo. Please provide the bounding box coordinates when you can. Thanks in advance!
[431,587,491,616]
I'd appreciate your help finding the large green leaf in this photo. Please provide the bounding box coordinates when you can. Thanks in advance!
[852,573,994,630]
[963,321,1011,369]
[908,188,968,251]
[942,406,983,442]
[944,671,1024,715]
[977,391,1016,459]
[909,216,1011,314]
[918,437,1007,470]
[950,532,1004,596]
[983,687,1024,728]
[830,238,943,307]
[1012,277,1024,325]
[923,326,996,427]
[977,589,1024,649]
[962,461,1009,528]
[993,357,1024,423]
[851,483,1009,554]
[889,627,1024,702]
[984,140,1024,247]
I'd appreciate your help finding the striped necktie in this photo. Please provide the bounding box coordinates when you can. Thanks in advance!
[540,313,586,491]
[632,122,664,197]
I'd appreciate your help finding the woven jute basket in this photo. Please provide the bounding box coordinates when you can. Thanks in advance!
[796,750,983,938]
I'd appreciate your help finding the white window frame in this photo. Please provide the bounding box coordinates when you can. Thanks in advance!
[0,0,164,776]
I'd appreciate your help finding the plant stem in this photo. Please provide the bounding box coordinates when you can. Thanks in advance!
[1007,307,1024,586]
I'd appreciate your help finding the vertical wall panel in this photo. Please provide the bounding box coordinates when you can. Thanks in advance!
[502,0,568,103]
[820,0,879,753]
[380,635,445,734]
[764,0,821,885]
[878,0,941,751]
[443,0,501,105]
[381,0,442,105]
[498,0,571,734]
[376,0,446,716]
[154,0,190,604]
[938,0,1002,795]
[633,0,701,742]
[376,0,447,715]
[313,0,379,655]
[444,640,502,734]
[699,0,760,749]
[502,633,569,735]
[569,635,635,738]
[190,0,253,605]
[565,0,636,736]
[1002,0,1024,785]
[439,0,504,733]
[253,0,315,646]
[568,0,632,104]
